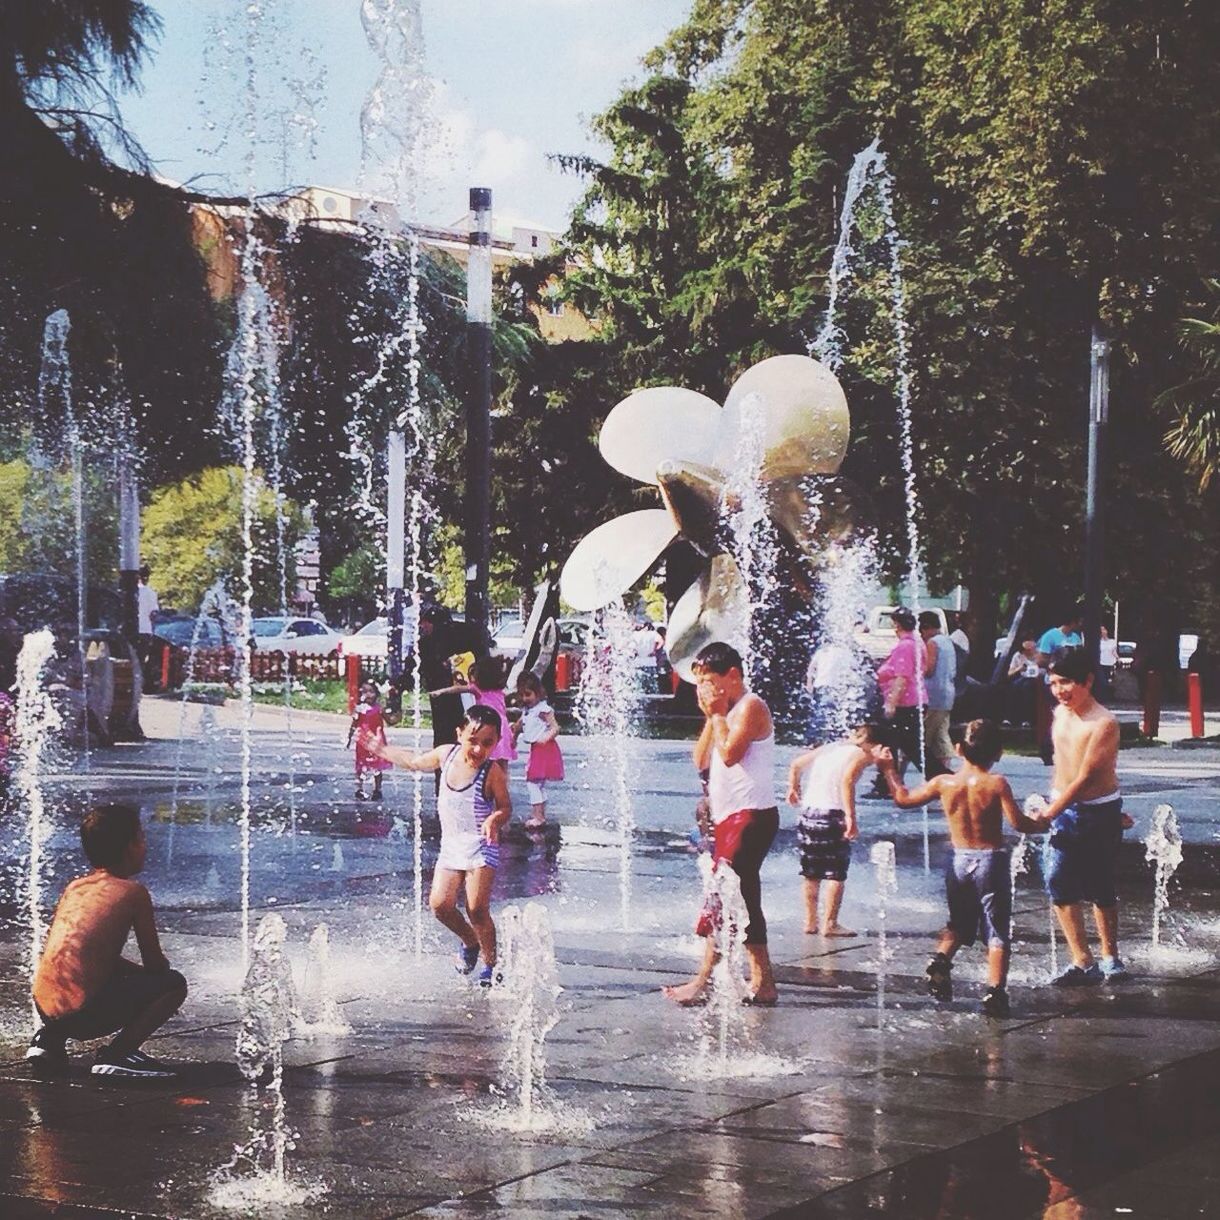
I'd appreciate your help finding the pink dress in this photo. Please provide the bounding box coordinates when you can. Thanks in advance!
[468,685,517,762]
[521,700,564,782]
[353,702,391,776]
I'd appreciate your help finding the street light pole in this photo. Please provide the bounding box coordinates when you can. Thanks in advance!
[464,187,493,637]
[1083,323,1110,668]
[386,427,406,716]
[118,452,140,643]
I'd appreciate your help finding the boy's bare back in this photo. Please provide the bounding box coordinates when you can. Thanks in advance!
[34,873,160,1018]
[931,770,1019,850]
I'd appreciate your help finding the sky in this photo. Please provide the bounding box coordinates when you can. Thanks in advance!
[116,0,693,231]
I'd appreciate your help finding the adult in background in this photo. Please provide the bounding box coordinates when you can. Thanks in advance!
[416,604,492,772]
[919,611,957,773]
[135,566,166,693]
[1005,638,1042,725]
[877,608,945,782]
[664,642,779,1007]
[1035,605,1084,764]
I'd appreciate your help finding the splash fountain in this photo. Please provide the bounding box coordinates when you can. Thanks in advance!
[1145,803,1184,954]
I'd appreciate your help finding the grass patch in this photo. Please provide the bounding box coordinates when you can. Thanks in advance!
[249,678,432,725]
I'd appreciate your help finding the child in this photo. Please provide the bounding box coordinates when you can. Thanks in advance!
[365,705,511,985]
[431,655,516,768]
[878,718,1045,1017]
[347,681,390,800]
[785,723,883,937]
[26,803,188,1078]
[511,671,564,830]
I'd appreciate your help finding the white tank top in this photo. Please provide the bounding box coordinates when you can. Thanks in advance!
[801,741,861,812]
[708,712,776,824]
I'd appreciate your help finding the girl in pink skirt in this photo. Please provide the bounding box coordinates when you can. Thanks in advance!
[512,671,564,829]
[431,655,517,768]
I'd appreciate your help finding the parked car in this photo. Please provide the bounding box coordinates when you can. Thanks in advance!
[854,605,948,663]
[336,607,420,660]
[153,614,232,650]
[493,615,526,658]
[251,616,343,656]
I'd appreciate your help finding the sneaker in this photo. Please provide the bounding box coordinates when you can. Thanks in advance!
[981,986,1010,1018]
[455,943,480,975]
[478,964,503,989]
[1099,956,1131,983]
[926,954,953,1002]
[91,1047,177,1079]
[25,1027,68,1076]
[1050,962,1102,987]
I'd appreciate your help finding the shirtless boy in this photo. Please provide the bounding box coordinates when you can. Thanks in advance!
[27,804,187,1078]
[664,642,779,1007]
[880,719,1044,1016]
[1027,648,1129,985]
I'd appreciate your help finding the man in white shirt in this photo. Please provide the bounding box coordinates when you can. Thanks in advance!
[137,567,160,636]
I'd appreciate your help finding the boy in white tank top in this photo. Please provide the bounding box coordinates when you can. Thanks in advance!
[786,723,885,937]
[664,643,780,1008]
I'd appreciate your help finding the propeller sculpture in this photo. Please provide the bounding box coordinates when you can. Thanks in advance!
[560,354,860,681]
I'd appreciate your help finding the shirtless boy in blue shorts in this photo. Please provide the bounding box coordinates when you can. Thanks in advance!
[1026,649,1131,985]
[879,719,1045,1017]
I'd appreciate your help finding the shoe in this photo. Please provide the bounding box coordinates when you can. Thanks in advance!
[981,986,1010,1018]
[1050,963,1102,987]
[1099,956,1131,983]
[455,944,480,975]
[926,954,953,1001]
[91,1047,177,1079]
[26,1027,68,1077]
[478,964,503,988]
[371,789,383,801]
[355,791,367,801]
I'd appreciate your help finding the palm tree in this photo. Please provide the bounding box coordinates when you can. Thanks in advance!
[0,0,158,158]
[1159,282,1220,492]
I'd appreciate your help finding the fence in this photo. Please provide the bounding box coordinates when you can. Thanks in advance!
[166,647,388,689]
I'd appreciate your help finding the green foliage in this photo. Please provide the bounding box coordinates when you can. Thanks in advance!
[1158,282,1220,492]
[141,466,305,612]
[0,449,118,585]
[557,0,1220,635]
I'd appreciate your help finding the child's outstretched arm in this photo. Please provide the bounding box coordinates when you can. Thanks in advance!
[999,779,1046,834]
[481,764,512,843]
[428,683,464,698]
[359,730,443,773]
[877,749,943,808]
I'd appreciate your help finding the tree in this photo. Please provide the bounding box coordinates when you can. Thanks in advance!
[557,0,1220,639]
[141,467,305,612]
[1159,283,1220,492]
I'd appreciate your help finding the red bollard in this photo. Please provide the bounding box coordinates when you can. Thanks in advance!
[555,652,570,692]
[1142,670,1162,739]
[160,645,171,692]
[1188,672,1205,738]
[346,654,361,713]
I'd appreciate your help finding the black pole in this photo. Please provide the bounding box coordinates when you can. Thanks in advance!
[1083,323,1110,669]
[464,186,493,636]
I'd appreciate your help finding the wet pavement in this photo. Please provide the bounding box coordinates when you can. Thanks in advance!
[0,698,1218,1218]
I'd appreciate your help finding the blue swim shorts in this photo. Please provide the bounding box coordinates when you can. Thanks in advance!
[1043,797,1124,908]
[946,847,1012,949]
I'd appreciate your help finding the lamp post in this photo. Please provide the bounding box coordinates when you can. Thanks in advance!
[464,187,493,637]
[1083,324,1110,667]
[386,427,406,717]
[118,453,140,643]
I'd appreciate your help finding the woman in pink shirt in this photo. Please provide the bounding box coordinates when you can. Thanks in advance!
[877,608,946,780]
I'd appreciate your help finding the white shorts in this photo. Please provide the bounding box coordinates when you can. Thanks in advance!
[526,780,548,805]
[436,832,498,873]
